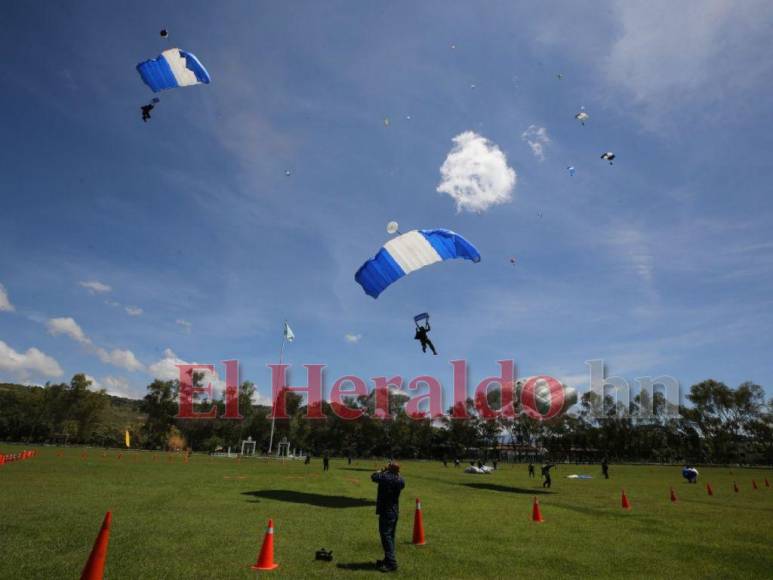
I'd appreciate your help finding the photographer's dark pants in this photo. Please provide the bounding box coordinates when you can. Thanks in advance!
[378,510,399,567]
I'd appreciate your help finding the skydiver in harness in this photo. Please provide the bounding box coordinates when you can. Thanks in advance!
[141,98,159,122]
[141,104,154,122]
[413,313,437,355]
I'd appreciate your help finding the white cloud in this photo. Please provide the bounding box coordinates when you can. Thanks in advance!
[79,280,112,294]
[148,348,186,381]
[609,227,654,285]
[47,317,91,344]
[84,374,101,390]
[604,1,773,125]
[521,125,550,161]
[102,375,135,398]
[176,319,192,334]
[0,340,63,378]
[125,306,143,316]
[47,316,144,372]
[96,347,144,372]
[148,348,225,396]
[0,283,15,312]
[344,333,362,344]
[437,131,516,213]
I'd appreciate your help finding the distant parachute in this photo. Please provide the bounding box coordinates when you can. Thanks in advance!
[160,29,169,39]
[567,166,576,177]
[355,229,481,298]
[575,110,589,125]
[137,48,211,93]
[601,152,615,164]
[509,257,517,265]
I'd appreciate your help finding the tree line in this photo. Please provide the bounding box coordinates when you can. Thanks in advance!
[1,375,770,465]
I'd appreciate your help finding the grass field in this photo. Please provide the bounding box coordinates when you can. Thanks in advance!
[1,444,771,579]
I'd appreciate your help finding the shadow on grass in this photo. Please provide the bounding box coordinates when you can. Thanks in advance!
[242,489,375,508]
[460,482,553,495]
[337,562,379,571]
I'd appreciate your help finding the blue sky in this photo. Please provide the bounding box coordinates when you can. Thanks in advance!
[1,1,771,405]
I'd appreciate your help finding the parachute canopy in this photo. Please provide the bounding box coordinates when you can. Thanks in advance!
[137,48,211,93]
[601,151,615,163]
[682,467,699,481]
[355,229,481,298]
[567,165,576,177]
[575,111,589,124]
[413,312,430,326]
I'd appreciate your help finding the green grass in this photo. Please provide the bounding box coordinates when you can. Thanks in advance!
[1,444,771,579]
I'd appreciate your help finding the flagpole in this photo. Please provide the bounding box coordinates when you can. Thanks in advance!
[268,322,287,455]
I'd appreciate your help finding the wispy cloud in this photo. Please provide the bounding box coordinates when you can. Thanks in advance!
[124,306,143,317]
[521,125,550,161]
[344,333,362,344]
[47,317,90,344]
[0,339,63,379]
[46,316,144,372]
[79,280,112,294]
[437,131,516,213]
[0,283,15,312]
[176,319,192,334]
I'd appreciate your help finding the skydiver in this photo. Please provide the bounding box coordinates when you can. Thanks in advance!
[414,323,437,355]
[141,103,154,122]
[541,463,555,488]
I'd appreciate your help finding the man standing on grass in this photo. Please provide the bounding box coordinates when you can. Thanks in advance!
[528,461,535,478]
[323,451,330,471]
[601,457,609,479]
[371,462,405,573]
[542,463,555,488]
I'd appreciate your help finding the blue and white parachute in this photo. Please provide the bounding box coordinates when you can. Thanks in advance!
[137,48,211,93]
[355,229,481,298]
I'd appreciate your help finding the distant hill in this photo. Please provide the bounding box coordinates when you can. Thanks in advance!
[0,382,147,433]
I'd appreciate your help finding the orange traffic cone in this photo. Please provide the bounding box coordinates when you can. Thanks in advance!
[531,496,544,523]
[765,477,770,488]
[251,519,279,571]
[80,512,112,580]
[621,489,632,510]
[412,498,426,544]
[670,487,678,503]
[733,481,739,493]
[706,482,714,496]
[752,479,758,490]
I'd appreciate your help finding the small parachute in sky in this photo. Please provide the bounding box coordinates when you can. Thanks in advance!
[575,110,589,125]
[509,257,517,265]
[355,229,481,298]
[284,169,292,177]
[537,211,543,219]
[556,73,563,80]
[383,117,391,127]
[601,152,615,164]
[137,48,211,93]
[567,166,576,177]
[160,29,169,39]
[414,312,430,329]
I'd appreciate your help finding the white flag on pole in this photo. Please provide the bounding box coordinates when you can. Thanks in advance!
[284,321,295,342]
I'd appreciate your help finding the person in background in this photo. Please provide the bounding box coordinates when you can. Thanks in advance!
[601,457,609,480]
[541,463,555,488]
[323,452,330,471]
[371,462,405,573]
[528,461,536,478]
